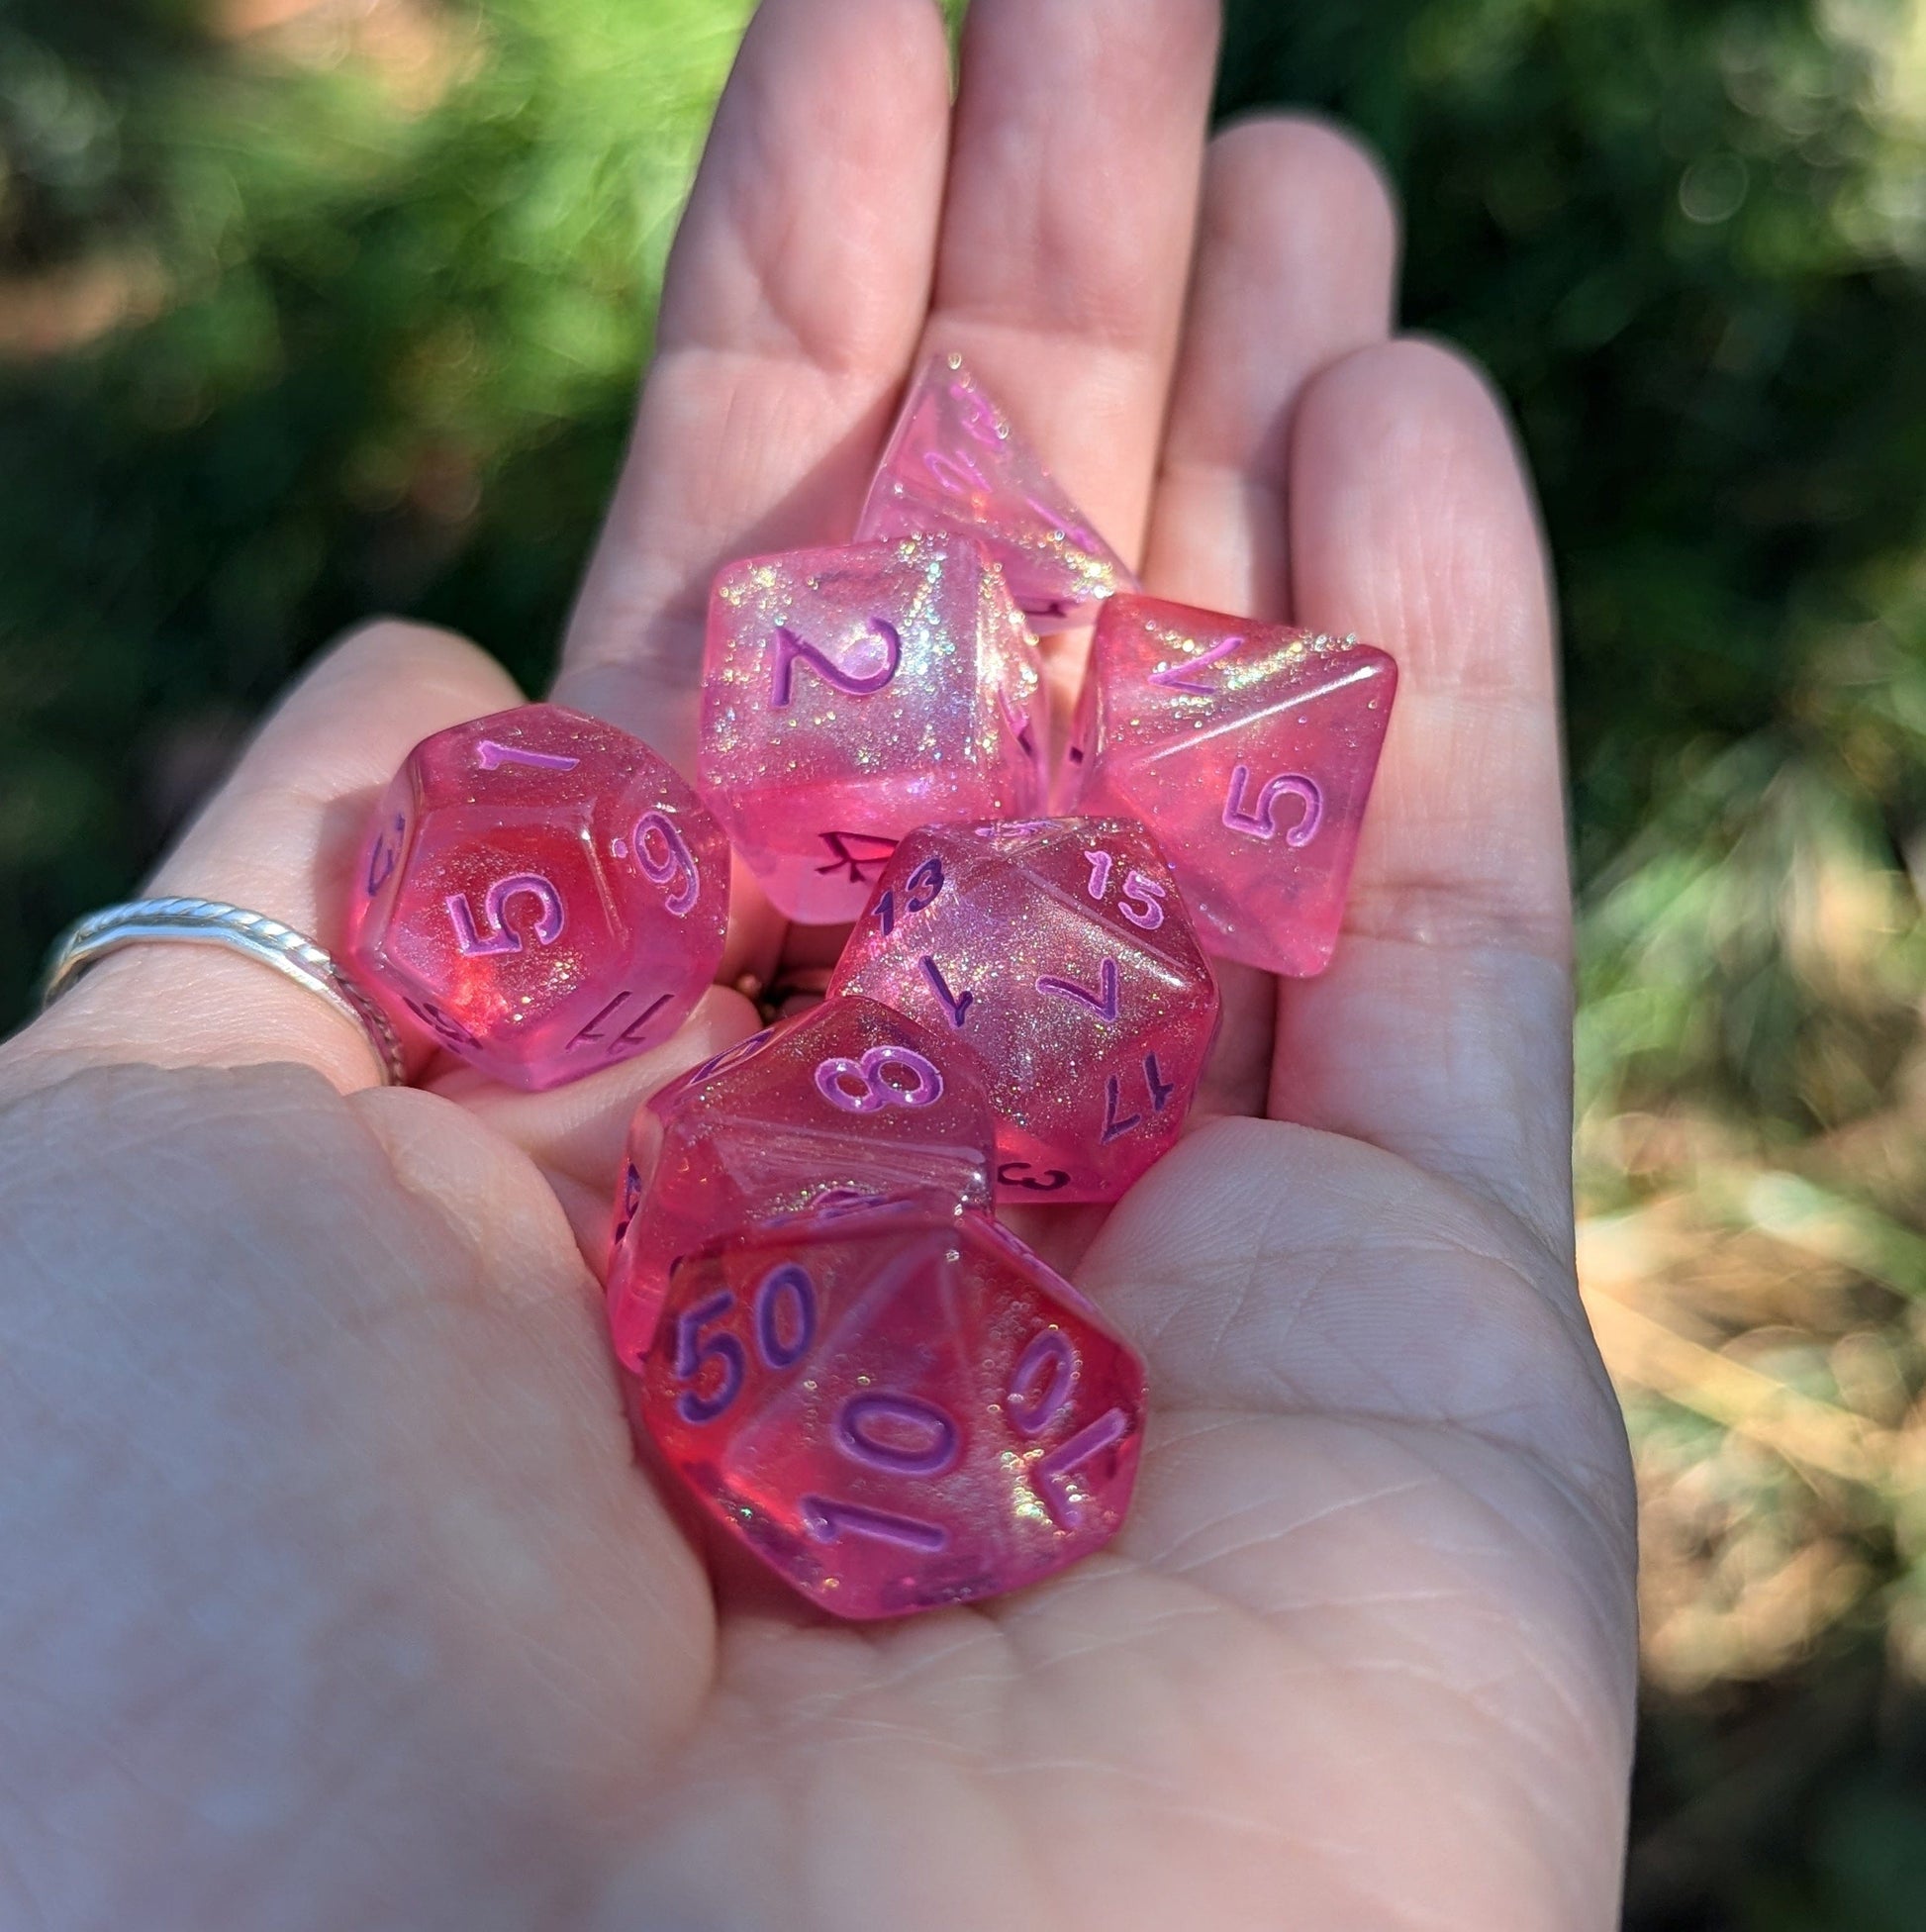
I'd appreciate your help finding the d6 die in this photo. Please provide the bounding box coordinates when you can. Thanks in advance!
[348,702,727,1089]
[700,533,1046,924]
[1066,596,1396,977]
[640,1196,1145,1619]
[828,817,1219,1202]
[855,352,1136,630]
[605,995,995,1368]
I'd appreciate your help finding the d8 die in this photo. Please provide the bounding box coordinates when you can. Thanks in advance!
[1066,596,1397,977]
[347,702,727,1089]
[605,995,995,1368]
[700,533,1046,924]
[640,1196,1145,1619]
[855,352,1136,630]
[828,817,1219,1202]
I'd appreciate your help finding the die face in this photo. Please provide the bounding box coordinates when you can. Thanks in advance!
[827,818,1219,1203]
[855,353,1137,631]
[604,998,996,1368]
[1068,597,1397,977]
[701,535,1046,923]
[638,1201,1145,1619]
[347,703,728,1088]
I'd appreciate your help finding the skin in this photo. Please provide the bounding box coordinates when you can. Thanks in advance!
[0,2,1636,1927]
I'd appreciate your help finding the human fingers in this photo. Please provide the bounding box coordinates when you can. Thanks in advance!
[1276,340,1573,1256]
[554,0,953,772]
[2,623,520,1099]
[1142,114,1398,1116]
[915,0,1220,702]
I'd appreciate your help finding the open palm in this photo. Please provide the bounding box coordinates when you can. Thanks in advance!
[0,2,1634,1927]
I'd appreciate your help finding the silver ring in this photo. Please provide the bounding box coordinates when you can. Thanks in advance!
[41,897,408,1087]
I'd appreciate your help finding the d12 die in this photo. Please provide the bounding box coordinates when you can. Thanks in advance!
[1066,597,1397,977]
[855,352,1137,630]
[605,995,995,1368]
[639,1196,1145,1619]
[701,533,1046,923]
[827,817,1219,1203]
[347,703,727,1090]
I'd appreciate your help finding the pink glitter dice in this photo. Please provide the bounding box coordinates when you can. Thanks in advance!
[1066,597,1397,977]
[828,817,1219,1203]
[701,534,1047,923]
[856,352,1137,630]
[347,703,727,1089]
[639,1195,1145,1618]
[605,996,995,1368]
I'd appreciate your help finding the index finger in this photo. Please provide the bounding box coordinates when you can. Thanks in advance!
[553,0,952,772]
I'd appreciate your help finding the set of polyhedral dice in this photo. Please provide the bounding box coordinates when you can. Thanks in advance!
[345,353,1396,1620]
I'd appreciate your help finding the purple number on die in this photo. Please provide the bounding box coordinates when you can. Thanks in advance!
[1148,631,1243,695]
[1007,1329,1078,1439]
[1118,870,1167,930]
[685,1025,779,1087]
[674,1291,745,1425]
[474,739,582,773]
[1083,849,1113,900]
[772,620,902,708]
[404,993,477,1048]
[997,685,1036,758]
[1035,956,1119,1024]
[918,955,974,1030]
[814,1044,945,1112]
[365,815,405,896]
[1222,766,1323,846]
[876,854,945,936]
[835,1393,961,1476]
[997,1161,1071,1193]
[633,811,701,918]
[1032,1408,1130,1528]
[753,1262,818,1371]
[799,1496,948,1553]
[446,873,565,957]
[816,829,900,884]
[566,989,672,1054]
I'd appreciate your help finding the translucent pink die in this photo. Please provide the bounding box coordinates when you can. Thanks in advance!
[605,996,994,1368]
[856,352,1137,630]
[1066,596,1397,977]
[639,1196,1145,1618]
[701,534,1046,923]
[828,818,1219,1203]
[347,703,727,1089]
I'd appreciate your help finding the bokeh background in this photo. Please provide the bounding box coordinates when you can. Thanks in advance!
[4,0,1926,1919]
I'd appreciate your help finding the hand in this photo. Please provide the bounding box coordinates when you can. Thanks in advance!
[0,3,1635,1928]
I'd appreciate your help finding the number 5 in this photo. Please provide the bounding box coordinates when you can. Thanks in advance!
[446,873,565,957]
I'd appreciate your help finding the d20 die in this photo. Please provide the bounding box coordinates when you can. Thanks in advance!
[701,533,1046,923]
[1065,596,1397,977]
[828,817,1219,1203]
[639,1196,1145,1619]
[605,995,995,1369]
[347,702,727,1090]
[855,351,1137,630]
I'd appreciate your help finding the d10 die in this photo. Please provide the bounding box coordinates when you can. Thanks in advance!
[347,702,727,1090]
[1066,596,1397,977]
[639,1196,1145,1619]
[828,817,1219,1203]
[855,352,1136,630]
[701,533,1046,923]
[605,995,995,1368]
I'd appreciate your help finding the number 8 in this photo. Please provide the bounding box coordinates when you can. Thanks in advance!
[815,1044,944,1112]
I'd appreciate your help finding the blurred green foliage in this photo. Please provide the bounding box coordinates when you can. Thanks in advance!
[7,1,1926,1923]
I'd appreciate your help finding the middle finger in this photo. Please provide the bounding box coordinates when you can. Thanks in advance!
[916,0,1222,686]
